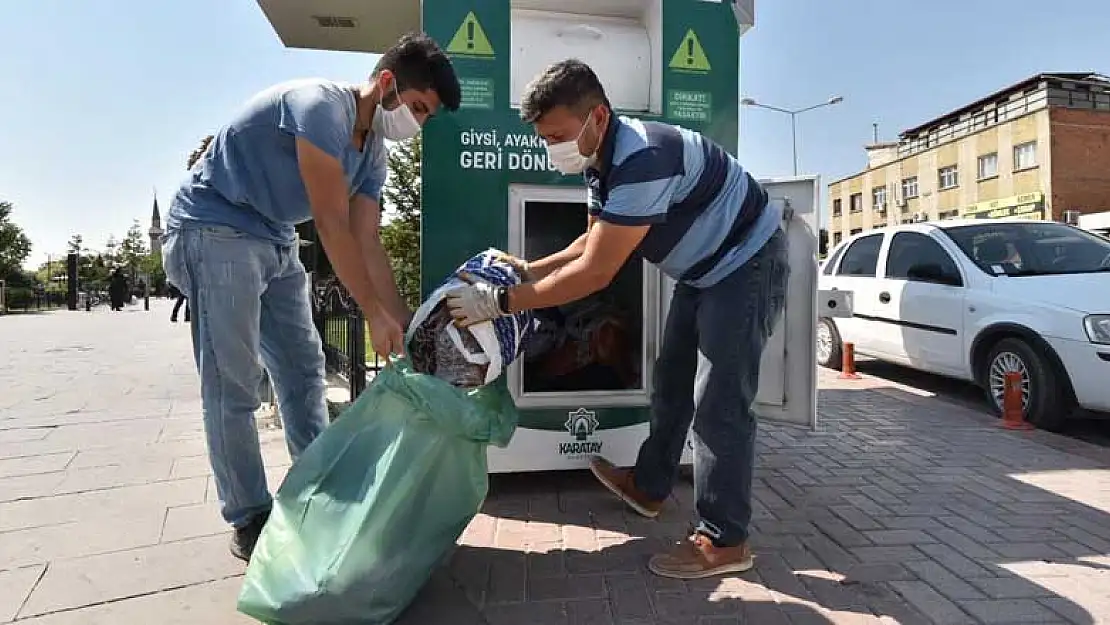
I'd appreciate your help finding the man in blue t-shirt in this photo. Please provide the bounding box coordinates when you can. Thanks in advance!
[446,59,789,580]
[162,33,460,562]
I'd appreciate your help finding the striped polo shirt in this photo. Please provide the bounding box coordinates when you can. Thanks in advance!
[584,115,781,288]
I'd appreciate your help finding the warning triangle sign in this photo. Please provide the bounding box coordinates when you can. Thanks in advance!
[446,12,495,58]
[668,29,711,73]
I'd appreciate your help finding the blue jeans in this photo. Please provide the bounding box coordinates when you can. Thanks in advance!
[162,224,329,528]
[634,229,790,547]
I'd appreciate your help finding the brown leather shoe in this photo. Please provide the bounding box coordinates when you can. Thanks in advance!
[588,456,664,518]
[648,534,754,579]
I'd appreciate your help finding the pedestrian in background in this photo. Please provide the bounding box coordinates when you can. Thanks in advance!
[108,268,128,312]
[168,282,189,323]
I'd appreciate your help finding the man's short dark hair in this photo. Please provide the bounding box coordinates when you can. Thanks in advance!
[520,59,610,123]
[374,32,462,112]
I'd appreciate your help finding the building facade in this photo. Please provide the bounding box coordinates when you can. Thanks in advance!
[828,73,1110,246]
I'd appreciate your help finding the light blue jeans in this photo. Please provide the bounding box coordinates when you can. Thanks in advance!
[162,224,328,528]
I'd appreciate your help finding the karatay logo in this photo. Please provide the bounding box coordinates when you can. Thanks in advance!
[559,408,603,456]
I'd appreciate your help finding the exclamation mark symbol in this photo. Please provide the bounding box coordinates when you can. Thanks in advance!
[466,19,475,50]
[686,37,694,66]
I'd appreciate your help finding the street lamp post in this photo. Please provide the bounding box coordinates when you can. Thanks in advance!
[740,96,844,175]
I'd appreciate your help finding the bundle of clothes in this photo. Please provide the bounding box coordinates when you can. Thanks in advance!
[408,302,489,388]
[523,294,640,392]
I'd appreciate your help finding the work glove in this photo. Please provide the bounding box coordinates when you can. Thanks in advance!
[445,275,507,327]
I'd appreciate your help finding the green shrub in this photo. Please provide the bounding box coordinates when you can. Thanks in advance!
[3,287,35,310]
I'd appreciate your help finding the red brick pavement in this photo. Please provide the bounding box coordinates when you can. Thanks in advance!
[397,370,1110,625]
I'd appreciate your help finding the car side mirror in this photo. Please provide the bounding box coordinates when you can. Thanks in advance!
[907,263,960,286]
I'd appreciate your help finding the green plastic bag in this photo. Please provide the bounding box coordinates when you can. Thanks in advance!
[236,358,518,625]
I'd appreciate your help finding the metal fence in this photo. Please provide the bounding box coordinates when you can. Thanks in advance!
[312,276,368,401]
[309,274,419,402]
[0,284,68,314]
[299,222,418,402]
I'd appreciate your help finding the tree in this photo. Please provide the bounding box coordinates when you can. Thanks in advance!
[34,258,66,294]
[379,136,422,310]
[0,201,33,281]
[140,248,166,294]
[104,234,120,268]
[66,234,84,256]
[119,219,148,279]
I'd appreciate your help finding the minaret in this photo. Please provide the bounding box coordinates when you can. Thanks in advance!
[148,189,164,256]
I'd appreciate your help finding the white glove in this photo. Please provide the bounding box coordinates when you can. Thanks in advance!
[445,280,506,327]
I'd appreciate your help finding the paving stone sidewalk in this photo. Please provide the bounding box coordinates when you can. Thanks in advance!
[2,301,1110,624]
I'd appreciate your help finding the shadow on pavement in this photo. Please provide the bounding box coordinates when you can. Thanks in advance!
[851,358,1110,445]
[398,384,1110,624]
[398,539,843,624]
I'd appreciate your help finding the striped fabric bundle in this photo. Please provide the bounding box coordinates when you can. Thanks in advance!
[407,248,538,385]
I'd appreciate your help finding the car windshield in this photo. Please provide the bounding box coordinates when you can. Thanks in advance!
[944,222,1110,276]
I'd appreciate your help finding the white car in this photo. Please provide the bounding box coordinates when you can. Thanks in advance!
[818,219,1110,430]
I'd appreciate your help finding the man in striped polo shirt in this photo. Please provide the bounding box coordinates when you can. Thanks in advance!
[445,59,789,579]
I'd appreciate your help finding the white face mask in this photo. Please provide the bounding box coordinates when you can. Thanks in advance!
[546,115,598,175]
[373,79,421,141]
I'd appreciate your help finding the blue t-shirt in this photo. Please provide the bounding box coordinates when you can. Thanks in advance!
[584,116,780,289]
[166,79,389,244]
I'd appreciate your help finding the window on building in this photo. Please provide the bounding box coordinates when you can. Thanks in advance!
[872,186,887,211]
[850,228,863,235]
[832,198,842,216]
[939,210,960,220]
[901,176,919,200]
[833,231,843,245]
[1014,142,1037,170]
[938,165,959,190]
[850,193,863,212]
[977,153,998,180]
[836,233,883,277]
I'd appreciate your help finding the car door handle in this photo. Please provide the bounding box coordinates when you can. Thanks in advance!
[879,292,891,304]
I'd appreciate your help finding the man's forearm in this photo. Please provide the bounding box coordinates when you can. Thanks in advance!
[314,218,385,317]
[526,232,589,281]
[297,138,387,320]
[358,237,410,325]
[507,255,609,312]
[348,197,410,325]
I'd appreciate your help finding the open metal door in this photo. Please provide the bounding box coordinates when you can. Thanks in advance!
[669,175,820,444]
[747,176,819,428]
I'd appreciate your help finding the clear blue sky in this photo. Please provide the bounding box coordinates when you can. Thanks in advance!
[2,0,1105,268]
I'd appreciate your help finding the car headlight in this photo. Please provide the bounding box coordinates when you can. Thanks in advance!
[1084,315,1110,345]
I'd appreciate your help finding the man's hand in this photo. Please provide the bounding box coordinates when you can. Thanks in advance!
[492,252,533,282]
[445,277,504,327]
[367,309,405,361]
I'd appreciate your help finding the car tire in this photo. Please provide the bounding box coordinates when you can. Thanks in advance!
[983,337,1072,432]
[816,318,843,370]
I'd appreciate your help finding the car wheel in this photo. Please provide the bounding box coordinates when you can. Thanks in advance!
[816,318,843,370]
[983,337,1071,432]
